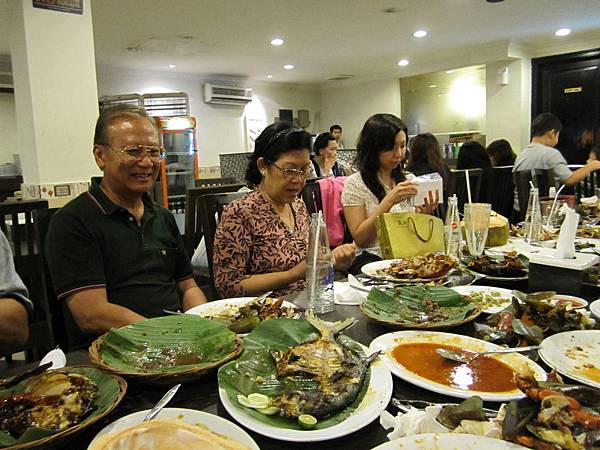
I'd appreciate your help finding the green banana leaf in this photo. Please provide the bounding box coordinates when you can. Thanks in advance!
[0,366,123,448]
[100,315,239,374]
[361,286,477,327]
[218,318,370,430]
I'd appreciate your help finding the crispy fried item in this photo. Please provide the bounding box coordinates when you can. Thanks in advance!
[377,254,456,279]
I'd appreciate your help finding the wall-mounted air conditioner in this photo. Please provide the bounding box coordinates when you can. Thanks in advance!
[204,83,252,106]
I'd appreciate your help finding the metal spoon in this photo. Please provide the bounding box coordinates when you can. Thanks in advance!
[0,362,53,389]
[465,272,486,286]
[143,384,181,422]
[435,345,540,363]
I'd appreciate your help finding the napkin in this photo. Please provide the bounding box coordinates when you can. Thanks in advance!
[555,208,579,259]
[334,281,368,305]
[39,347,66,369]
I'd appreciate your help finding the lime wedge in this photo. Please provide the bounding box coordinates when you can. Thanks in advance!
[237,393,269,409]
[257,406,280,415]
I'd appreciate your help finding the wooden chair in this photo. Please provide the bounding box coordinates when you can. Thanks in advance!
[184,183,246,258]
[0,200,54,361]
[447,168,483,212]
[489,166,515,221]
[513,169,554,222]
[195,177,238,188]
[197,192,246,297]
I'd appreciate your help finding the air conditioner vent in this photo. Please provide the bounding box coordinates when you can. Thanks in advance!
[204,83,252,106]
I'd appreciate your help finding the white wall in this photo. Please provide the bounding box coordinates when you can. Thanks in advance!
[319,78,402,148]
[0,93,17,164]
[96,69,321,167]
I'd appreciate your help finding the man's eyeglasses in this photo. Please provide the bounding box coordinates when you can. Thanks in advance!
[269,161,312,179]
[104,145,167,162]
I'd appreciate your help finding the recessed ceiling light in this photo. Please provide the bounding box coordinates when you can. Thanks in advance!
[429,84,437,88]
[413,30,427,38]
[446,70,455,74]
[270,38,284,46]
[397,59,410,66]
[267,74,273,79]
[283,64,294,70]
[554,28,571,37]
[169,64,176,69]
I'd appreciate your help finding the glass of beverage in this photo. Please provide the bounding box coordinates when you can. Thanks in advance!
[463,203,492,256]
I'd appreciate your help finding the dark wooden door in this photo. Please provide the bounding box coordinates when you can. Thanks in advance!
[533,49,600,164]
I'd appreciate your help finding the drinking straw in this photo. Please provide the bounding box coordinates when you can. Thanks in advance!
[309,212,322,299]
[546,184,566,228]
[465,169,472,204]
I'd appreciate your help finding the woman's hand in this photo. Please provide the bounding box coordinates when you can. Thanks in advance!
[332,243,356,272]
[416,190,440,215]
[323,153,336,175]
[382,181,419,209]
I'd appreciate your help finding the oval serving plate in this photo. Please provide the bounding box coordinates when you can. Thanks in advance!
[369,330,546,402]
[371,433,527,449]
[361,259,448,283]
[450,285,514,314]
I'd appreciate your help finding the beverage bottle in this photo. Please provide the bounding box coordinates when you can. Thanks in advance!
[306,211,335,313]
[444,195,462,261]
[524,187,542,244]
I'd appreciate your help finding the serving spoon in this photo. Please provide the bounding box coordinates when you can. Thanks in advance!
[143,384,181,422]
[436,345,540,363]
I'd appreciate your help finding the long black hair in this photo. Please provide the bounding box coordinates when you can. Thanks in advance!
[486,139,516,166]
[407,133,448,182]
[355,113,408,201]
[245,122,312,185]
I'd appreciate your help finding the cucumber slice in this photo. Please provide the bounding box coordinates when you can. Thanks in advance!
[257,406,280,415]
[237,393,269,409]
[298,414,317,429]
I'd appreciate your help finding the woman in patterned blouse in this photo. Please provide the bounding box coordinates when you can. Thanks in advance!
[213,122,356,298]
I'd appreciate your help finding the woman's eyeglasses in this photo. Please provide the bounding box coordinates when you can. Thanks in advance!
[269,161,312,179]
[104,145,167,162]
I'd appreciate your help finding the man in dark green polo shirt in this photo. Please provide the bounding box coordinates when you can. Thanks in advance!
[46,105,207,336]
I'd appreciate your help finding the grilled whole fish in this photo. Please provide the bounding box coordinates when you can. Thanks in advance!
[270,311,379,419]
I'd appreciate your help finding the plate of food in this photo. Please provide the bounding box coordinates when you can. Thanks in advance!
[361,254,457,283]
[591,299,600,319]
[369,330,546,402]
[538,330,600,389]
[462,252,528,281]
[360,286,481,329]
[450,286,514,314]
[217,312,393,442]
[185,296,300,334]
[88,315,243,384]
[372,433,527,449]
[88,408,259,450]
[0,366,126,449]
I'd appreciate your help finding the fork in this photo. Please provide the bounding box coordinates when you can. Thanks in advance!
[465,273,486,286]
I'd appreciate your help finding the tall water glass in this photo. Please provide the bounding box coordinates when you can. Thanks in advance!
[464,203,492,256]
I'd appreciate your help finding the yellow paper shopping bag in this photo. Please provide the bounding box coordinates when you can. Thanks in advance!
[376,212,445,259]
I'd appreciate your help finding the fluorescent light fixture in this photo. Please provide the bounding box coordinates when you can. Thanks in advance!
[429,84,437,88]
[554,28,571,36]
[270,38,284,46]
[169,64,176,69]
[446,70,455,74]
[267,74,273,79]
[397,59,410,66]
[283,64,294,70]
[413,30,427,38]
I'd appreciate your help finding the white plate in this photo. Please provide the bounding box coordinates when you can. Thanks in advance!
[539,330,600,389]
[450,285,513,314]
[361,260,445,283]
[543,294,588,309]
[87,408,260,450]
[369,330,546,402]
[372,433,527,449]
[590,299,600,319]
[219,349,393,442]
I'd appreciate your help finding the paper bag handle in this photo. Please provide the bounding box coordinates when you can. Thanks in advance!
[407,217,434,242]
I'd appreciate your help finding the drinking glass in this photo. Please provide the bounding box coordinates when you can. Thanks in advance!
[464,203,492,256]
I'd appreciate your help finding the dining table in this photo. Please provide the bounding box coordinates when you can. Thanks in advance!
[0,263,598,450]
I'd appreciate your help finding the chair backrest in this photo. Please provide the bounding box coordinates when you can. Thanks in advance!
[447,168,483,212]
[184,183,246,257]
[513,169,554,222]
[198,192,246,281]
[0,200,54,360]
[195,177,238,188]
[489,166,515,221]
[300,179,323,215]
[568,164,598,199]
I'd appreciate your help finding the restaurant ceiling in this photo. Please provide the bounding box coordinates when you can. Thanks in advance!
[0,0,599,86]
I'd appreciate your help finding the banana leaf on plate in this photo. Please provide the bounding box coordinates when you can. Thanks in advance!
[360,285,480,329]
[218,318,370,430]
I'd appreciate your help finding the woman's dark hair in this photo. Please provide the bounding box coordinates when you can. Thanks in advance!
[245,121,312,185]
[486,139,516,166]
[355,113,408,201]
[313,132,335,155]
[407,133,448,181]
[456,140,491,170]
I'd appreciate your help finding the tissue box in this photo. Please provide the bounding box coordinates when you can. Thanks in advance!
[411,173,443,205]
[528,252,599,295]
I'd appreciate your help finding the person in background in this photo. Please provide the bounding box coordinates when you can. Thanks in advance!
[406,133,449,190]
[587,145,600,163]
[342,114,438,266]
[513,113,600,186]
[456,140,492,202]
[212,122,356,298]
[46,105,207,337]
[0,229,32,355]
[310,132,351,177]
[330,124,344,149]
[486,139,516,167]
